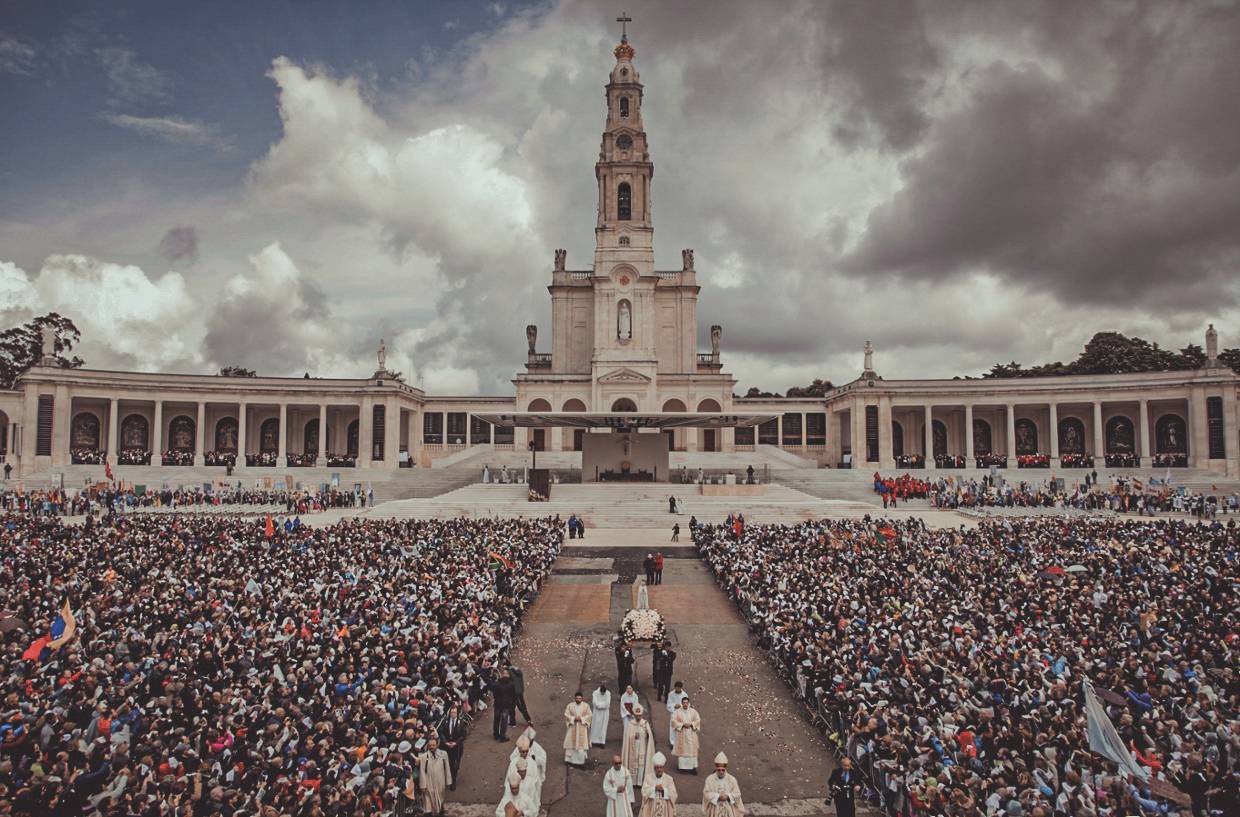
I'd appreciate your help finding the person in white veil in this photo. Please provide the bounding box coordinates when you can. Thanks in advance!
[591,683,612,747]
[620,684,640,728]
[637,579,650,611]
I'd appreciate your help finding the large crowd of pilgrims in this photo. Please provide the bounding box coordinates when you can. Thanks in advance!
[0,486,369,518]
[695,515,1237,817]
[0,513,562,816]
[873,473,1240,516]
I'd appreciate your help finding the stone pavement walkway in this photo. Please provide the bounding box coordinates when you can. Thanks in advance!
[448,543,840,816]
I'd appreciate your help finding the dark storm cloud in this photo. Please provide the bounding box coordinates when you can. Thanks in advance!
[818,0,938,151]
[158,224,198,264]
[845,0,1240,310]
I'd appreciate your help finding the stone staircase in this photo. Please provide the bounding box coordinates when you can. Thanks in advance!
[372,482,877,528]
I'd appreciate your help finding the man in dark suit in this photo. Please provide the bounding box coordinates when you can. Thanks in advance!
[827,757,863,817]
[652,644,666,698]
[656,641,675,701]
[438,703,466,789]
[491,669,516,741]
[507,661,533,725]
[619,643,635,690]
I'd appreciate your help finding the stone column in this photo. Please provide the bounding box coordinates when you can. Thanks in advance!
[107,398,119,464]
[317,403,327,467]
[1189,390,1207,466]
[924,404,935,468]
[878,397,893,469]
[1006,405,1017,462]
[1092,402,1104,459]
[1138,399,1150,462]
[152,400,163,460]
[52,385,70,466]
[277,403,288,467]
[965,404,974,462]
[1048,403,1059,460]
[407,410,421,466]
[237,402,248,469]
[194,401,206,466]
[384,398,400,469]
[851,399,865,466]
[358,398,373,468]
[1224,389,1239,476]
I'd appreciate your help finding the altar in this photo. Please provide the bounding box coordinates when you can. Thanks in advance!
[583,431,668,483]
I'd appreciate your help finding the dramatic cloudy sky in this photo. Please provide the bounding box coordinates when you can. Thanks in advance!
[2,0,1238,394]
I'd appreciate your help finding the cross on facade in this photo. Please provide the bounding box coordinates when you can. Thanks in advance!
[617,12,632,41]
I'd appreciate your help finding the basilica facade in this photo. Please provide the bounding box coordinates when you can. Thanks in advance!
[1,33,1238,479]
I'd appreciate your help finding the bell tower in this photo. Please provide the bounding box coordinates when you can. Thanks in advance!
[595,19,653,259]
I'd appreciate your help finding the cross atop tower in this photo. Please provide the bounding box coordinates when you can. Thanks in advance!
[616,12,632,42]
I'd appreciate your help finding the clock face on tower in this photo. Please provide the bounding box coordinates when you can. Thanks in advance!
[616,134,633,150]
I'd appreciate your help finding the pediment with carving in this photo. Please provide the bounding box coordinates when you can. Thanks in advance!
[597,367,652,384]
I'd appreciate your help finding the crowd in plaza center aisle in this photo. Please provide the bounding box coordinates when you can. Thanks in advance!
[0,512,561,816]
[695,515,1237,817]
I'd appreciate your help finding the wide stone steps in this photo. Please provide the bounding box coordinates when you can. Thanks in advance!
[371,483,878,527]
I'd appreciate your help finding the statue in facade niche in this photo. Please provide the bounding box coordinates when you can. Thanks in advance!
[617,301,632,340]
[710,324,721,358]
[555,248,566,271]
[526,324,537,355]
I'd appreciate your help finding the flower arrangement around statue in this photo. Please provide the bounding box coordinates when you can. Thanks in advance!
[622,608,666,643]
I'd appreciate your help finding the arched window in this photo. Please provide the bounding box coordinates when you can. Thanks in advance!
[214,417,238,452]
[617,182,631,221]
[972,419,992,455]
[932,420,948,457]
[619,96,629,117]
[1105,416,1135,454]
[259,418,279,454]
[1015,419,1038,455]
[1058,417,1086,454]
[618,235,630,246]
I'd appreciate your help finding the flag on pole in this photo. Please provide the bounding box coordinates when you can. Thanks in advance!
[487,551,512,569]
[877,525,898,543]
[104,461,114,482]
[1082,678,1149,780]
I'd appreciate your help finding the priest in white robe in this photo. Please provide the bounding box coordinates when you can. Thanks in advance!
[603,754,636,817]
[664,681,687,745]
[640,752,678,817]
[417,736,453,815]
[496,771,536,817]
[591,684,612,747]
[505,737,543,807]
[621,703,656,800]
[563,691,592,766]
[670,697,701,773]
[702,752,746,817]
[517,728,548,790]
[512,758,540,812]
